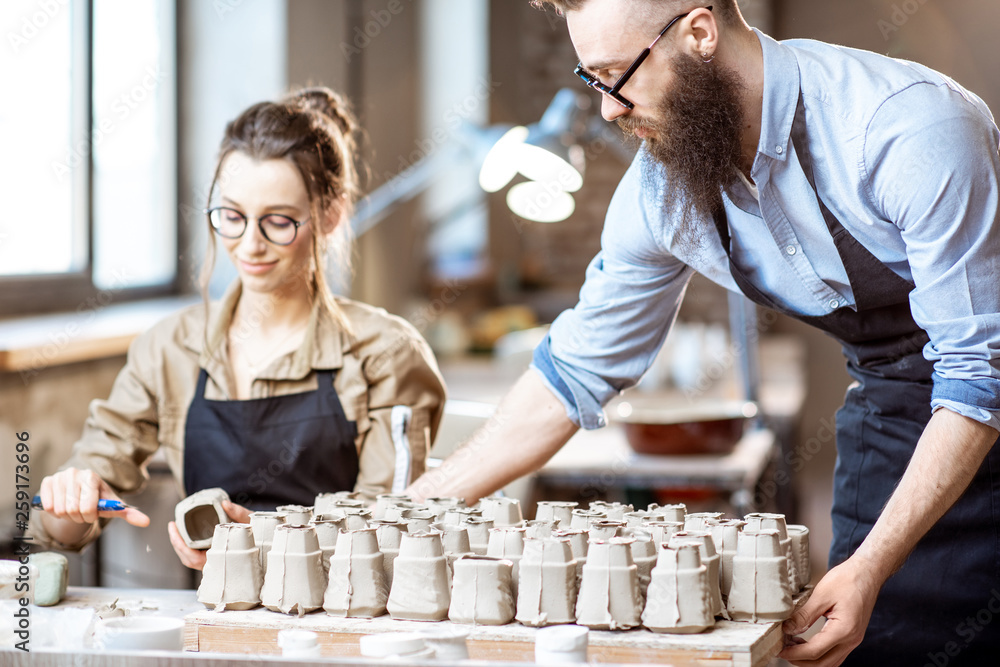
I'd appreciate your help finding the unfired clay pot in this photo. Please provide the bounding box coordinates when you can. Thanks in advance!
[588,501,633,521]
[480,497,523,527]
[744,513,796,593]
[626,530,658,604]
[448,555,515,625]
[323,527,387,618]
[669,531,723,618]
[260,524,326,616]
[645,521,685,547]
[588,520,625,541]
[575,538,641,630]
[374,493,415,520]
[683,512,724,533]
[249,511,285,575]
[516,536,578,627]
[434,522,473,584]
[399,508,436,533]
[655,503,687,524]
[534,501,578,528]
[340,507,372,531]
[486,526,526,600]
[426,497,466,521]
[461,517,494,555]
[642,543,713,634]
[383,502,422,522]
[710,519,745,599]
[275,504,314,527]
[525,520,556,539]
[310,515,347,578]
[786,524,811,591]
[624,510,666,527]
[553,529,589,585]
[387,531,451,621]
[569,509,606,531]
[198,523,262,611]
[314,492,357,515]
[444,507,483,525]
[371,519,407,588]
[727,529,793,623]
[175,487,230,550]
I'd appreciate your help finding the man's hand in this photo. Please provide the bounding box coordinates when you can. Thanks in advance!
[779,557,882,666]
[167,499,251,571]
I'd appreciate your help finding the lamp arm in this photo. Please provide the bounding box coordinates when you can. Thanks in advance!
[350,141,466,238]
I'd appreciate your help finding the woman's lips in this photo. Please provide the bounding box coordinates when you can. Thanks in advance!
[239,259,278,275]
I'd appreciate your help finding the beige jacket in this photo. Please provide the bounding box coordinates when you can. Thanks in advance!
[31,283,446,550]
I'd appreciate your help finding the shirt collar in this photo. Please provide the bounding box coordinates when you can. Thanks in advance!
[182,281,345,383]
[754,29,801,165]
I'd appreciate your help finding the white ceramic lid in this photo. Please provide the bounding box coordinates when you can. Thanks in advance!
[278,629,318,651]
[535,625,589,651]
[359,632,427,657]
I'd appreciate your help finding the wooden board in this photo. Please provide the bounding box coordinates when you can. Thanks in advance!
[185,591,810,667]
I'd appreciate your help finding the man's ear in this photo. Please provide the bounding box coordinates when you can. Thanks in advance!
[682,6,719,60]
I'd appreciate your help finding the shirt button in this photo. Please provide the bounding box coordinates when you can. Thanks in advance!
[785,245,797,255]
[775,145,784,154]
[829,299,840,309]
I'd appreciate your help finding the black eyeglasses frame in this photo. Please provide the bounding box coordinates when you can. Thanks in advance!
[573,6,713,111]
[205,206,310,247]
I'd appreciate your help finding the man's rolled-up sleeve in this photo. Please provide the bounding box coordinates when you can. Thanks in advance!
[866,82,1000,431]
[531,156,695,430]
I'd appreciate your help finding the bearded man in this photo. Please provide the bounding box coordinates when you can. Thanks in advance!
[408,2,1000,664]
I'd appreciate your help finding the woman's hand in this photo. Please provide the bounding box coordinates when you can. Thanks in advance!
[167,499,252,571]
[38,468,150,527]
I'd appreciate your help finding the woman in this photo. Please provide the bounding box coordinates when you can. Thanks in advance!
[32,87,447,569]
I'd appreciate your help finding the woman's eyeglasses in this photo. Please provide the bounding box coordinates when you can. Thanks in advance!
[206,207,309,246]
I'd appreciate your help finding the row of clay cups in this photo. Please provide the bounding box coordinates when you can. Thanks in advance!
[198,522,326,615]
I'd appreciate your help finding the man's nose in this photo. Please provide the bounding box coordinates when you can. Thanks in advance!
[601,95,630,122]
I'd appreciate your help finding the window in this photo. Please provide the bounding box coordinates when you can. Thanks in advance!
[0,0,177,315]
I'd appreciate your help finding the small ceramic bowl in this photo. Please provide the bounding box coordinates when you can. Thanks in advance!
[94,616,185,651]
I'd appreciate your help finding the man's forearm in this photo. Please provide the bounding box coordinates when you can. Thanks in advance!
[407,369,579,504]
[851,407,997,584]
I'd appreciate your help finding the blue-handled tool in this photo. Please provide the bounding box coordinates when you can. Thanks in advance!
[31,495,132,512]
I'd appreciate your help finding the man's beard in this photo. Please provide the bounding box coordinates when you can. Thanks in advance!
[619,52,746,250]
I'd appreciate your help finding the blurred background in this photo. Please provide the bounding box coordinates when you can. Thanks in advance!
[1,0,998,592]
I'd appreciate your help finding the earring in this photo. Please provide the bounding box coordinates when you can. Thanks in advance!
[702,52,715,63]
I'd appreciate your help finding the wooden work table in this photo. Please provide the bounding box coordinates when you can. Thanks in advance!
[12,586,805,666]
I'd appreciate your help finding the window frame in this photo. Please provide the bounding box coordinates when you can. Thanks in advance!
[0,0,180,317]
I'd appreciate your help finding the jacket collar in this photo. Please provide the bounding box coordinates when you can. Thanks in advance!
[182,281,345,386]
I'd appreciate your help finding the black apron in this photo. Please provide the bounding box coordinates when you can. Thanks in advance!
[713,150,1000,664]
[183,368,359,512]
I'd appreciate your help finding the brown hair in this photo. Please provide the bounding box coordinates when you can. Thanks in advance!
[531,0,740,24]
[202,86,362,330]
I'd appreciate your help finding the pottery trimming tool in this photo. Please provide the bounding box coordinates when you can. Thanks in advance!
[31,495,133,512]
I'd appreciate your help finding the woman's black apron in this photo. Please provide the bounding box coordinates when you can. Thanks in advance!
[713,154,1000,664]
[183,368,359,512]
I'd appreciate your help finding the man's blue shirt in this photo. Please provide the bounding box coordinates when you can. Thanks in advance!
[533,30,1000,431]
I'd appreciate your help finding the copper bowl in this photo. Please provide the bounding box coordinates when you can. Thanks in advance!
[616,400,758,456]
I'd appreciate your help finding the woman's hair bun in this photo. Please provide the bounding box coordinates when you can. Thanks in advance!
[284,86,358,137]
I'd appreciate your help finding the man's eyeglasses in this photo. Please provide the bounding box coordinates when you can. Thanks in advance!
[206,206,309,246]
[574,6,713,111]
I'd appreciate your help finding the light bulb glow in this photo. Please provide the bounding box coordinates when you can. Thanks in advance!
[479,126,529,193]
[506,182,576,223]
[514,144,584,193]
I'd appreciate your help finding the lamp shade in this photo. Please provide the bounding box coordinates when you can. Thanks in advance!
[506,182,576,223]
[479,126,529,193]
